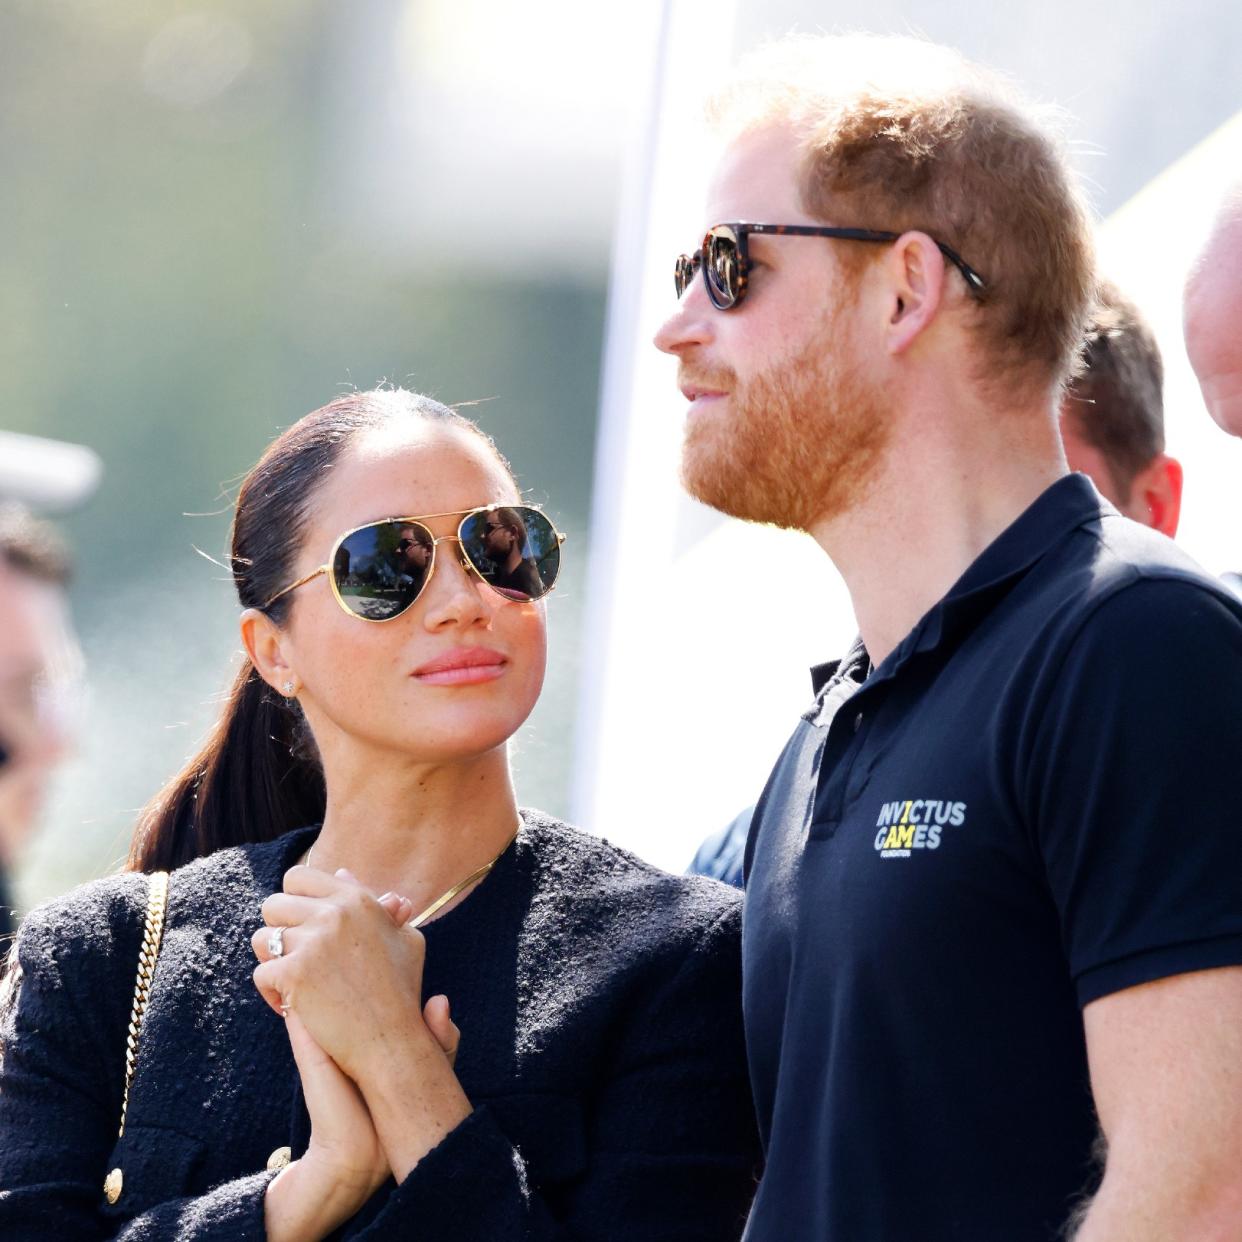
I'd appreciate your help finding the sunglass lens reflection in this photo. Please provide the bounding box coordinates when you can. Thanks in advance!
[706,229,739,307]
[460,507,560,602]
[333,521,433,620]
[675,253,698,298]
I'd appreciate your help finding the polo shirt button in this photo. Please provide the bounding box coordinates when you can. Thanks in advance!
[852,711,863,732]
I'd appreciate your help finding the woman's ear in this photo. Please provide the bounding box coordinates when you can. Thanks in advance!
[884,231,947,356]
[240,608,298,696]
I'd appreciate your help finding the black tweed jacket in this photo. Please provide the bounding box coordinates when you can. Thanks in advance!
[0,811,759,1239]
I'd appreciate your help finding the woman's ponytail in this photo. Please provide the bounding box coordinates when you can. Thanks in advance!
[128,659,324,872]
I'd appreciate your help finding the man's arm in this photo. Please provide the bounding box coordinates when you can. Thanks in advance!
[1073,966,1242,1240]
[1018,577,1242,1239]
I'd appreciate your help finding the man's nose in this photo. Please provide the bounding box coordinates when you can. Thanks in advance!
[653,276,716,356]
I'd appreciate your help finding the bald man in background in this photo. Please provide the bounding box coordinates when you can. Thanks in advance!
[1185,179,1242,437]
[1185,179,1242,593]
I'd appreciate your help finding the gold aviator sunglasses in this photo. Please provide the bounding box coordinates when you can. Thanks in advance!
[262,504,565,623]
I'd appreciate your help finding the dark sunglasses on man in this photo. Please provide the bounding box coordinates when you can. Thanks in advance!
[675,222,988,311]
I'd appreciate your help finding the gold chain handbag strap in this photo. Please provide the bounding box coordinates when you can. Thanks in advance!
[103,870,169,1206]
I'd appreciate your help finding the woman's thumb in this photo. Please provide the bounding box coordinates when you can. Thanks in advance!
[423,994,460,1067]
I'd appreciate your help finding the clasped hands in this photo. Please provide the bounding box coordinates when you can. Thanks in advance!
[251,866,473,1241]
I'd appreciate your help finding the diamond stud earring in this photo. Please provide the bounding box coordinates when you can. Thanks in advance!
[282,680,296,696]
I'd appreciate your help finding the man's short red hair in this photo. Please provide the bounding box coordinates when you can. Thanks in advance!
[708,35,1097,392]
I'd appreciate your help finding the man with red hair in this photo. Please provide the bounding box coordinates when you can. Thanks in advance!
[659,34,1242,1242]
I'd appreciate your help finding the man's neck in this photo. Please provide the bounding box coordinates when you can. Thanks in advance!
[810,392,1067,668]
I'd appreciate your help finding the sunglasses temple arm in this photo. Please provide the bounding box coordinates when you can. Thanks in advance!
[261,565,329,611]
[936,243,986,294]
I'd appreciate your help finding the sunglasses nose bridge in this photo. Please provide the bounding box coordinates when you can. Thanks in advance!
[427,533,487,586]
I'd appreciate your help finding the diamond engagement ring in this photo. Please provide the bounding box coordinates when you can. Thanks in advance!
[267,926,286,958]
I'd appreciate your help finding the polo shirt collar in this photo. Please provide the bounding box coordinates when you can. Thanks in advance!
[812,474,1108,697]
[810,637,866,697]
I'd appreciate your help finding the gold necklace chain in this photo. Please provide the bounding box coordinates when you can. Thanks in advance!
[303,826,518,929]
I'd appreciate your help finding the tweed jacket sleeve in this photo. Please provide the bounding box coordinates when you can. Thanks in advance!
[0,878,275,1241]
[343,902,758,1241]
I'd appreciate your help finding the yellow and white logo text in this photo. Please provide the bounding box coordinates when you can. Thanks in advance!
[873,799,966,858]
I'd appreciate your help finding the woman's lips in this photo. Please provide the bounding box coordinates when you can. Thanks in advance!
[412,647,508,686]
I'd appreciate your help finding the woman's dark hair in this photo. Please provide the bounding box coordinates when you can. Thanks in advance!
[127,388,512,873]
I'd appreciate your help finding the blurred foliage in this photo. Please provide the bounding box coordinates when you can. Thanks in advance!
[2,0,606,901]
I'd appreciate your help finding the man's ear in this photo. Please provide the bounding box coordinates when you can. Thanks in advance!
[240,608,297,694]
[884,231,947,356]
[1129,453,1184,538]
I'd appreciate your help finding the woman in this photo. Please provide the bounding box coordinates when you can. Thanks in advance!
[0,389,759,1239]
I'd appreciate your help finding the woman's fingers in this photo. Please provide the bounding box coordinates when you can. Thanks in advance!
[253,958,289,1017]
[255,891,411,965]
[378,892,415,926]
[251,921,298,965]
[268,867,408,930]
[251,870,430,1080]
[423,994,460,1068]
[282,863,363,899]
[260,892,329,930]
[260,889,332,929]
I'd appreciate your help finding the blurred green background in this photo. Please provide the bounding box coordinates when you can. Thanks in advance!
[4,0,617,902]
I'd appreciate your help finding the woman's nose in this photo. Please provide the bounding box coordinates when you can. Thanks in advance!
[421,541,495,631]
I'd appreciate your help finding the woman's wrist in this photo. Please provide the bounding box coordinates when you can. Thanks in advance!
[361,1042,474,1182]
[264,1156,370,1242]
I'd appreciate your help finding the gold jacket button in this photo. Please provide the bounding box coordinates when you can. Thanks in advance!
[104,1167,123,1203]
[267,1146,292,1172]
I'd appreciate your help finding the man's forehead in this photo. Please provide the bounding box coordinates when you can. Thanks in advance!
[703,124,811,227]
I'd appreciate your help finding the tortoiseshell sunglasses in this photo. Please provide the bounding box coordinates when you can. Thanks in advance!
[263,504,565,623]
[675,222,988,310]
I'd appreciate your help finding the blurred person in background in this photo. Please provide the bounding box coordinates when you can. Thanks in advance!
[1060,279,1181,536]
[1184,175,1242,438]
[0,504,79,940]
[1184,175,1242,592]
[0,389,758,1240]
[657,33,1242,1242]
[688,278,1182,891]
[687,804,752,889]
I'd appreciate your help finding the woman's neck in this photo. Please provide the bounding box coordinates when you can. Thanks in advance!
[309,745,521,917]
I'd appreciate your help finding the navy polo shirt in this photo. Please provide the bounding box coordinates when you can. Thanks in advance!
[741,475,1242,1242]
